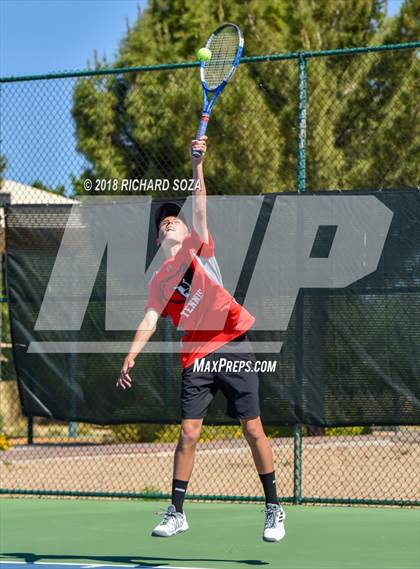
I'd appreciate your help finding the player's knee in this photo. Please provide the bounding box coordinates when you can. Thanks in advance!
[179,424,201,447]
[242,421,264,444]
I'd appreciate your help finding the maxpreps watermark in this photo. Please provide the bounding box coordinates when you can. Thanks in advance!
[193,358,277,374]
[83,178,200,192]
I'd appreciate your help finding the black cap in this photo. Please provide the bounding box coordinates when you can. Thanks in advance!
[155,202,188,231]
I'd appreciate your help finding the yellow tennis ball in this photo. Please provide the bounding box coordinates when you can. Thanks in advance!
[197,47,212,62]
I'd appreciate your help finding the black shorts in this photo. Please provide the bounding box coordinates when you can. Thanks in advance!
[181,334,260,420]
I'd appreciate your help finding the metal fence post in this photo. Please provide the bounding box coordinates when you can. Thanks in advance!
[293,52,308,504]
[27,416,34,445]
[293,423,302,504]
[297,53,308,193]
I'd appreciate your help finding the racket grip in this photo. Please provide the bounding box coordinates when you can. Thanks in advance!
[192,114,209,157]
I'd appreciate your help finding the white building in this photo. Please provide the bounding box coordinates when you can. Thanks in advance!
[0,179,79,206]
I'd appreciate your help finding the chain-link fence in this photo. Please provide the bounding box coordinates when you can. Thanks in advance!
[0,403,418,506]
[0,42,419,506]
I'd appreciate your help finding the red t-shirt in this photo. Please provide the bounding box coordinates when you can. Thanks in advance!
[145,228,255,368]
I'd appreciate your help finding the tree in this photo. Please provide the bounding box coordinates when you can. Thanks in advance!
[72,0,285,195]
[71,0,417,196]
[315,0,420,190]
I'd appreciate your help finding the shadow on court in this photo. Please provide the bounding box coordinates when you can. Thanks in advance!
[1,553,269,566]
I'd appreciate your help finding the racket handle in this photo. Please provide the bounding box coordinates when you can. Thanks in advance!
[192,114,209,157]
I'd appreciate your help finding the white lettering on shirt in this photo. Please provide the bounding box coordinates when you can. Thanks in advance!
[180,288,204,318]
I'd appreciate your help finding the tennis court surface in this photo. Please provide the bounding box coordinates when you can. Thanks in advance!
[1,498,418,569]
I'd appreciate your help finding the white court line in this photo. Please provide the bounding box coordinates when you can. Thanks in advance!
[1,561,217,569]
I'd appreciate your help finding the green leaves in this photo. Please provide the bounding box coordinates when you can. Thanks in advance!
[71,0,418,196]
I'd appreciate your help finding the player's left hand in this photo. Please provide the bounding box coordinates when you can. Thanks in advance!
[190,136,207,163]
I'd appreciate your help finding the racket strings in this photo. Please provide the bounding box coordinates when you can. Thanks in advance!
[204,26,240,89]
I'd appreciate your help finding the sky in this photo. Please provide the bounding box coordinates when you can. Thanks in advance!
[0,0,406,78]
[0,0,146,194]
[0,0,406,195]
[0,0,145,77]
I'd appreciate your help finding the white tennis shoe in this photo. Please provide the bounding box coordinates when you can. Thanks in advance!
[151,504,189,537]
[263,503,286,542]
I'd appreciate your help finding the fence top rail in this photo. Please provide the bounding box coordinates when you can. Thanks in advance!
[1,41,419,84]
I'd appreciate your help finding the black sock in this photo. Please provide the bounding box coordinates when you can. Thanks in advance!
[259,471,278,506]
[171,479,188,513]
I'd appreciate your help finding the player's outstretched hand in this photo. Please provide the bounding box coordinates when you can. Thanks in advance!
[190,136,208,163]
[116,356,135,389]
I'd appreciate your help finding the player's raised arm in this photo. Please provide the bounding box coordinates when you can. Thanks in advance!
[190,136,209,244]
[116,308,159,389]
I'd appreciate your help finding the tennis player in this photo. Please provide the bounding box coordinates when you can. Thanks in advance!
[117,137,286,542]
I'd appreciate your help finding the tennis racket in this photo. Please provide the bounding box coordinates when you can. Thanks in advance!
[192,23,244,157]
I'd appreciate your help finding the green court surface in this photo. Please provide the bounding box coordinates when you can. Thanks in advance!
[0,498,419,569]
